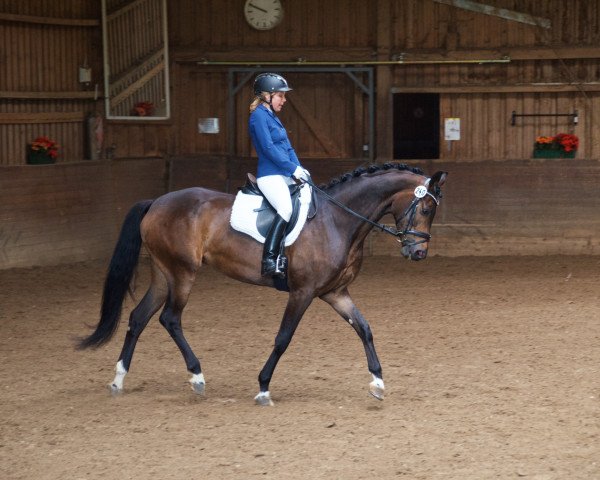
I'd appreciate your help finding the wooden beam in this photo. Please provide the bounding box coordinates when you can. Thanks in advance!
[0,112,86,124]
[109,48,164,89]
[178,46,600,64]
[398,46,600,62]
[391,83,600,94]
[106,0,151,22]
[433,0,551,28]
[109,62,165,108]
[0,12,99,27]
[507,46,600,61]
[0,91,98,100]
[286,96,341,157]
[172,46,375,64]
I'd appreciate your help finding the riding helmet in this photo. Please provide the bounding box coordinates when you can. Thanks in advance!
[253,73,292,96]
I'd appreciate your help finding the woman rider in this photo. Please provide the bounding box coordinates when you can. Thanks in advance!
[248,73,310,278]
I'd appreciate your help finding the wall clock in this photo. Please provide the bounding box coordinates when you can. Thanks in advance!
[244,0,284,30]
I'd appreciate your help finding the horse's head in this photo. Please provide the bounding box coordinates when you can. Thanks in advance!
[391,170,447,261]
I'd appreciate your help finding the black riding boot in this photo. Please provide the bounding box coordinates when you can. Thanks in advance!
[261,214,288,278]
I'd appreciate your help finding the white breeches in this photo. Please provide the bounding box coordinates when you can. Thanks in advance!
[256,175,294,222]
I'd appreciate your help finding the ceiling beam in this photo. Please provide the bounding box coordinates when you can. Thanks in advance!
[433,0,551,28]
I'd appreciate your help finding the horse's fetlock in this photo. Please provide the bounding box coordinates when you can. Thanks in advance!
[187,359,201,374]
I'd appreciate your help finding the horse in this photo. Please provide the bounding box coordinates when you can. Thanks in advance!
[79,163,447,406]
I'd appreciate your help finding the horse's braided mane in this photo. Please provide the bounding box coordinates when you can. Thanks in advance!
[321,162,424,190]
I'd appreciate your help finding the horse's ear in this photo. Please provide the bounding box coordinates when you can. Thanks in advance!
[430,171,448,188]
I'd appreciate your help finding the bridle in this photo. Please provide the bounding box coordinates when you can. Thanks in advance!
[304,178,440,247]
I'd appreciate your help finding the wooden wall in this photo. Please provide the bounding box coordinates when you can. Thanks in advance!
[0,159,166,269]
[0,1,102,164]
[2,155,599,270]
[3,1,599,164]
[165,0,600,162]
[1,1,600,268]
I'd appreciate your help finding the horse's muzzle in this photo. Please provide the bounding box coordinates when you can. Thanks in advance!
[401,244,428,261]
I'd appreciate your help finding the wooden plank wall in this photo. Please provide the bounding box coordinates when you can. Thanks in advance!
[170,156,600,257]
[0,159,166,269]
[2,154,599,269]
[370,159,600,257]
[1,1,600,268]
[389,1,600,160]
[2,1,599,164]
[165,0,600,162]
[0,1,102,164]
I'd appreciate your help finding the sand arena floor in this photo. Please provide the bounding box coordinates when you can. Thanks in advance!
[1,255,599,479]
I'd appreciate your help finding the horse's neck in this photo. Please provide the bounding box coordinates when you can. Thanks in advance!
[334,172,414,223]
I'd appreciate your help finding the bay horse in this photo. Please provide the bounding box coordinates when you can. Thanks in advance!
[79,163,447,405]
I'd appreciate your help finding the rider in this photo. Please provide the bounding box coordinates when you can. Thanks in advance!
[248,73,310,278]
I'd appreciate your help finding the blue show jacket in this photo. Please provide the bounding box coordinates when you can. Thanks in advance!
[249,104,301,178]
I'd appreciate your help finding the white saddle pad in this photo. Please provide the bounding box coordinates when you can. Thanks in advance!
[230,183,312,246]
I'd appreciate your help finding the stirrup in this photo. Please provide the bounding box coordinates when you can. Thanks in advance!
[261,254,287,277]
[275,254,288,275]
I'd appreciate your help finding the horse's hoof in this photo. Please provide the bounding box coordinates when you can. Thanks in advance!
[189,373,205,395]
[369,377,385,401]
[190,381,205,395]
[109,383,123,396]
[254,391,274,406]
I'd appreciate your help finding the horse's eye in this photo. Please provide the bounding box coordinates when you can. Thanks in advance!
[422,207,431,216]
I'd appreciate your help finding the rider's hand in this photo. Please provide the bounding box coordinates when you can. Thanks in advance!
[292,166,309,182]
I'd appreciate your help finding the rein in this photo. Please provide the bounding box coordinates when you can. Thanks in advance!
[305,178,439,246]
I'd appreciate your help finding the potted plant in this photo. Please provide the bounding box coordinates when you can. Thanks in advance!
[533,133,578,158]
[131,101,154,116]
[27,136,59,164]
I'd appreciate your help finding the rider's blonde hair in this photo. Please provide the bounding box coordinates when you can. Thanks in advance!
[249,92,273,113]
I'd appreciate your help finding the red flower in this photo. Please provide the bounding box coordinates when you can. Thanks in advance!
[555,133,579,152]
[31,136,59,158]
[534,133,578,152]
[131,101,154,116]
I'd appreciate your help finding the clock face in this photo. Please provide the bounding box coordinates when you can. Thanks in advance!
[244,0,284,30]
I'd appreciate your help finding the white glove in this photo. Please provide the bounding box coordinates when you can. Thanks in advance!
[292,166,309,181]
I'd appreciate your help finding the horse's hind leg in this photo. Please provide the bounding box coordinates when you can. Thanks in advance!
[158,267,205,394]
[320,288,385,400]
[110,265,168,395]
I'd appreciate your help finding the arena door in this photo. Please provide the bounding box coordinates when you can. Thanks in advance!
[393,93,440,159]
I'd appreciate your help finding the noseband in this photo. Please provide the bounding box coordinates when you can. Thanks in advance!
[305,179,440,247]
[395,186,440,246]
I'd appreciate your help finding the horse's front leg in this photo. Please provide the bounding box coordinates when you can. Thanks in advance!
[255,290,314,406]
[320,288,385,400]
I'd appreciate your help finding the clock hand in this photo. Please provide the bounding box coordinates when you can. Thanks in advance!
[248,3,268,13]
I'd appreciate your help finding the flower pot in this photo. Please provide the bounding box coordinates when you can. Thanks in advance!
[533,149,576,159]
[26,146,55,164]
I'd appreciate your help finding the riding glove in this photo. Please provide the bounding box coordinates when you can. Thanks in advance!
[292,166,310,182]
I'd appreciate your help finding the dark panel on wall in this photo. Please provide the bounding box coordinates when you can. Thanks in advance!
[393,93,440,159]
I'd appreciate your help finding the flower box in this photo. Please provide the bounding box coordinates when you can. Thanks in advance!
[26,145,55,164]
[533,149,576,159]
[533,133,578,160]
[26,136,59,164]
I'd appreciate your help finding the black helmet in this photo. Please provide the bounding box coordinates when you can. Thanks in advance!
[253,73,292,96]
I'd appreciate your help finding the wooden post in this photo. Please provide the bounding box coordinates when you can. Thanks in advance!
[376,0,392,161]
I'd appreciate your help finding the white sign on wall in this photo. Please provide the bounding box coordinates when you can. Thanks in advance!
[444,118,460,141]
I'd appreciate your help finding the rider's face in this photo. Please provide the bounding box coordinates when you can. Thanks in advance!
[268,92,286,112]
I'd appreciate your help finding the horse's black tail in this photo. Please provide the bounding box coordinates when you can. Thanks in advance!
[78,199,154,349]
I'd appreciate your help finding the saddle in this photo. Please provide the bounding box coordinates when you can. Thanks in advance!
[240,174,304,237]
[229,173,315,247]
